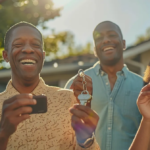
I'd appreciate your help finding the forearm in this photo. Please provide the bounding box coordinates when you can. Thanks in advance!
[0,131,9,150]
[129,117,150,150]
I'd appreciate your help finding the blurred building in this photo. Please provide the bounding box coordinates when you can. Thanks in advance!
[0,39,150,92]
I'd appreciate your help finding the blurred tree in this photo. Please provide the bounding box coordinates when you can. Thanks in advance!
[0,0,5,4]
[44,31,93,60]
[0,0,61,48]
[44,31,71,56]
[0,0,93,68]
[0,48,3,69]
[135,27,150,45]
[0,48,3,60]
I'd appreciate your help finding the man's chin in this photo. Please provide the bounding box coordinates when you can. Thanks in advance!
[102,58,121,66]
[22,73,39,81]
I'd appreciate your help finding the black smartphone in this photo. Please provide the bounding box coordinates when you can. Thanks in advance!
[30,95,47,114]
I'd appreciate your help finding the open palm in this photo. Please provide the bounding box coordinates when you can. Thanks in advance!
[137,83,150,119]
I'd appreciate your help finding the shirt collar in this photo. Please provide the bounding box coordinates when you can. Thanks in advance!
[6,78,47,97]
[93,61,129,79]
[93,61,101,76]
[121,64,129,79]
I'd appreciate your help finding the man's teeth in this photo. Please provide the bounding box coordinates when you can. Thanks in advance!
[103,47,114,51]
[20,59,36,65]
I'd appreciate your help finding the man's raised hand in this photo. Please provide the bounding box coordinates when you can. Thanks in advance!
[137,83,150,120]
[70,74,93,102]
[69,104,99,144]
[0,94,36,138]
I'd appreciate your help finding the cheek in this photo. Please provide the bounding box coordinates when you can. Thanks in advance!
[36,50,44,59]
[113,38,121,45]
[7,49,20,62]
[11,48,21,56]
[95,41,102,50]
[116,41,124,50]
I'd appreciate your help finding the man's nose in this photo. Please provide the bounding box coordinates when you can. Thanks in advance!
[102,36,111,44]
[22,43,34,53]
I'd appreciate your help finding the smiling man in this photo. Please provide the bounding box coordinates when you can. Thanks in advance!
[65,21,143,150]
[0,22,100,150]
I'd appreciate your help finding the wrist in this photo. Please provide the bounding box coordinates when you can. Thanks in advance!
[77,133,94,148]
[142,116,150,123]
[77,133,93,144]
[142,117,150,124]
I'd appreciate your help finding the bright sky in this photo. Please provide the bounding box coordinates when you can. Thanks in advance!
[42,0,150,47]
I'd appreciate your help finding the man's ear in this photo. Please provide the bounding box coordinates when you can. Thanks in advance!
[123,40,126,50]
[3,50,9,62]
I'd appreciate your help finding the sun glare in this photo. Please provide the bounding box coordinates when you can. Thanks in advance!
[53,0,71,7]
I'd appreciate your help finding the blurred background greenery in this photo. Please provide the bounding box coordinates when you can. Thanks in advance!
[0,0,93,66]
[0,0,150,69]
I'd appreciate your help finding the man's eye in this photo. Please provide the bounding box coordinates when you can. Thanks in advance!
[14,44,23,47]
[33,44,40,47]
[110,34,116,37]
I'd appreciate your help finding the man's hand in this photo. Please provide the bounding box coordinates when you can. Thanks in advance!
[137,83,150,120]
[69,104,99,144]
[70,74,93,103]
[0,94,36,138]
[128,83,150,150]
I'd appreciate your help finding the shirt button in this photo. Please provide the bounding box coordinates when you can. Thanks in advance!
[106,82,108,85]
[110,98,112,100]
[108,127,111,130]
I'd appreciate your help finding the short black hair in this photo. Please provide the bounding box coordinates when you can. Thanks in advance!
[4,21,43,51]
[93,21,123,39]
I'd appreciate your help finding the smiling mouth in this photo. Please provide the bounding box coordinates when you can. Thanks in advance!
[103,47,115,52]
[20,59,36,65]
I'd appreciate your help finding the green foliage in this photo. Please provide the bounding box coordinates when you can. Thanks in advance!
[135,27,150,45]
[44,31,70,56]
[0,0,94,68]
[0,0,5,4]
[44,31,93,60]
[0,48,3,60]
[0,0,61,48]
[0,48,4,69]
